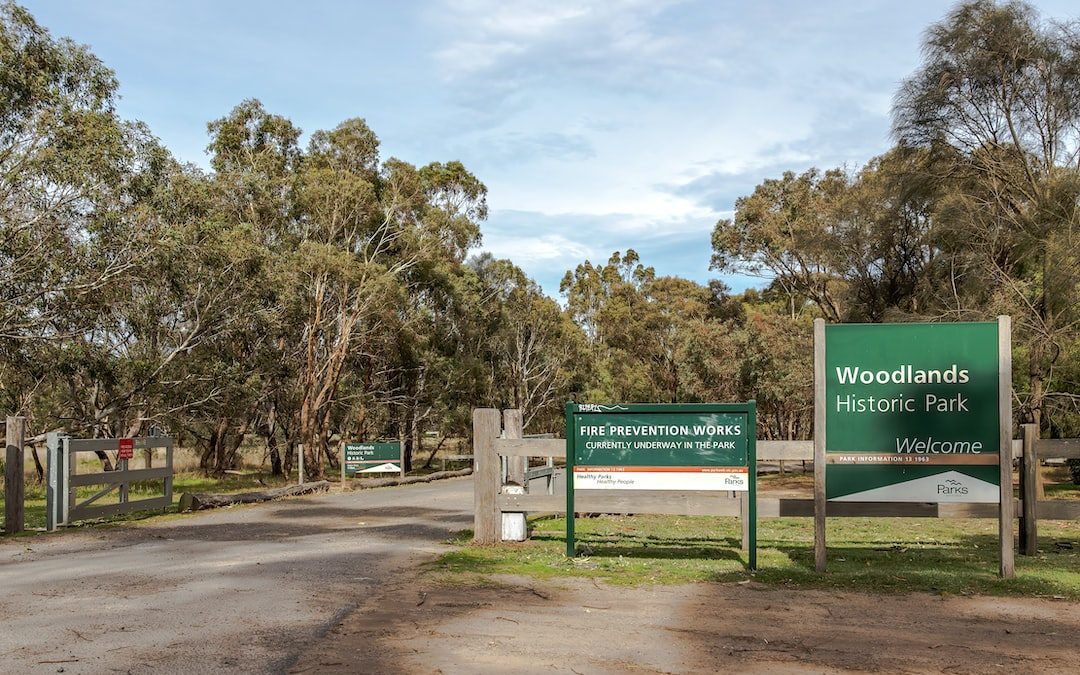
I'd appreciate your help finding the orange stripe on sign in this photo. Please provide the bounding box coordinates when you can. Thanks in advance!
[574,466,748,473]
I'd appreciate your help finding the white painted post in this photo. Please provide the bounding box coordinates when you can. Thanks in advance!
[298,444,305,486]
[46,432,60,531]
[340,441,346,487]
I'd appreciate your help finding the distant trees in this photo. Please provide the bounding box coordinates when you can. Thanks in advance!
[3,0,1079,471]
[713,0,1080,438]
[894,0,1080,434]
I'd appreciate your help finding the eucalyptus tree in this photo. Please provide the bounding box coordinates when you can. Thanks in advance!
[710,169,851,322]
[0,3,228,467]
[893,0,1080,429]
[465,254,583,431]
[0,2,150,420]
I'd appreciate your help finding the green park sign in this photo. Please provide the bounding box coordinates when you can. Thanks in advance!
[565,402,757,567]
[823,322,1002,503]
[343,441,402,476]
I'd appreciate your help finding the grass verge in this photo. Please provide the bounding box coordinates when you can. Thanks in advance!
[433,513,1080,599]
[1,471,296,534]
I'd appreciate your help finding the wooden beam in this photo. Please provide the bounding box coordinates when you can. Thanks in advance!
[813,318,827,573]
[757,440,813,461]
[1035,500,1080,520]
[1021,423,1038,555]
[5,416,25,535]
[998,315,1015,578]
[503,410,525,486]
[68,466,172,487]
[494,438,566,458]
[65,437,172,452]
[472,409,501,544]
[178,481,328,512]
[498,491,742,517]
[494,495,1041,519]
[1035,439,1080,459]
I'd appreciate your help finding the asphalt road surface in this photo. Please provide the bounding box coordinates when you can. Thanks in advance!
[0,477,474,674]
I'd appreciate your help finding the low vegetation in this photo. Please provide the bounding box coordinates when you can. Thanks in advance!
[0,471,295,532]
[435,514,1080,599]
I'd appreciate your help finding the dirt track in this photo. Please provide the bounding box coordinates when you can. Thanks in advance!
[296,574,1080,674]
[0,478,474,674]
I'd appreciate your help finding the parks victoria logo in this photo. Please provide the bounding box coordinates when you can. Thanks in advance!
[938,477,968,496]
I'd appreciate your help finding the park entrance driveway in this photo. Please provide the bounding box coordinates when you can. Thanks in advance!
[0,477,473,674]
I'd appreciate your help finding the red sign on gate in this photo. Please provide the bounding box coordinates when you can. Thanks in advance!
[118,437,134,460]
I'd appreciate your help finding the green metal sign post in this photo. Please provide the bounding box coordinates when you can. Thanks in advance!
[565,402,758,569]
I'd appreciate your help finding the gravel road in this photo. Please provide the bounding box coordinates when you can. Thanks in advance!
[0,477,474,674]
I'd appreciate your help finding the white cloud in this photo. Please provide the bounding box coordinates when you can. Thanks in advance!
[481,232,594,265]
[431,0,687,81]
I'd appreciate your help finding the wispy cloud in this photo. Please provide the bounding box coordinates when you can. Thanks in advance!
[432,0,688,83]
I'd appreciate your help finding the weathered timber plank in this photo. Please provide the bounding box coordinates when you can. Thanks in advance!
[5,416,25,534]
[69,466,171,487]
[503,409,526,486]
[757,440,812,461]
[473,409,502,544]
[1036,439,1080,459]
[494,438,566,458]
[67,437,173,453]
[70,496,172,521]
[1036,500,1080,520]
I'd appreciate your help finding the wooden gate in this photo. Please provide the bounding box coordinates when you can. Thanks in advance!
[46,434,173,530]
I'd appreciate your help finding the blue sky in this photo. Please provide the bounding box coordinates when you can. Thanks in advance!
[22,0,1079,297]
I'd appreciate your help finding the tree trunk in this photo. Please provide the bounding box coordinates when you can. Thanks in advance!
[30,445,44,483]
[1029,336,1046,499]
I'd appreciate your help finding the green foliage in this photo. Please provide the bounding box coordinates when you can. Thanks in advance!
[1068,459,1080,485]
[3,0,1080,481]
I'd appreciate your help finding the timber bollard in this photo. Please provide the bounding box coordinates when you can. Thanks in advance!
[4,416,26,535]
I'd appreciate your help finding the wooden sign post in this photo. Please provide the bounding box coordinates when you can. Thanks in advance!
[4,416,26,535]
[813,317,1013,578]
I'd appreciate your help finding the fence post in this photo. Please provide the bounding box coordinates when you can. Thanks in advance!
[993,313,1010,574]
[1020,423,1038,555]
[4,416,25,535]
[503,410,525,486]
[813,318,827,573]
[472,409,501,544]
[164,438,173,509]
[66,436,75,526]
[46,432,64,531]
[997,315,1015,579]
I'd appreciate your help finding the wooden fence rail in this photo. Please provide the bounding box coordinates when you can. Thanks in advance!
[1019,423,1080,555]
[473,409,1080,547]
